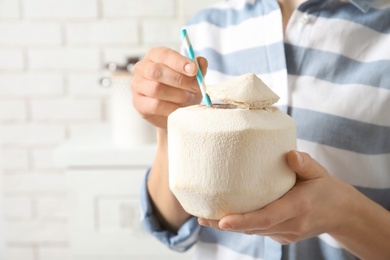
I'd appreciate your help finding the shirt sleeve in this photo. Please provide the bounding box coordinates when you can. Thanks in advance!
[139,168,201,252]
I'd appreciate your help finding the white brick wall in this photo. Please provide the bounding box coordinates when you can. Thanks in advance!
[31,98,102,122]
[0,149,29,171]
[0,101,27,122]
[0,50,24,70]
[0,74,64,96]
[28,48,101,70]
[0,0,20,19]
[102,0,175,18]
[3,197,33,219]
[0,125,66,146]
[32,149,63,170]
[68,74,109,96]
[0,23,62,46]
[178,0,222,17]
[3,174,67,193]
[143,19,183,46]
[36,197,68,220]
[0,0,220,259]
[66,21,139,45]
[5,221,68,243]
[4,247,35,260]
[24,0,98,19]
[38,247,69,260]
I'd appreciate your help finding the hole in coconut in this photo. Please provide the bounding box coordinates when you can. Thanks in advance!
[211,104,244,109]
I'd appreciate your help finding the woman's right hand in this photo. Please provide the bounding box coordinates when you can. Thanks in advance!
[131,47,207,129]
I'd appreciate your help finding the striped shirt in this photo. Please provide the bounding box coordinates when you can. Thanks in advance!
[140,0,390,259]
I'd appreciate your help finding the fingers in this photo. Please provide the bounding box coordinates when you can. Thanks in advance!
[135,47,208,92]
[131,46,208,128]
[197,56,208,76]
[147,48,207,78]
[132,92,179,117]
[133,77,196,105]
[147,47,198,76]
[287,150,328,180]
[198,218,221,230]
[131,75,202,129]
[218,191,309,232]
[132,92,180,128]
[134,58,200,92]
[197,151,336,245]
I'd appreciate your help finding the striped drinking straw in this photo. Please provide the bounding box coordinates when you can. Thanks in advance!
[180,28,212,107]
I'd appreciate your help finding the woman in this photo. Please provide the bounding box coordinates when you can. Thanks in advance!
[131,0,390,259]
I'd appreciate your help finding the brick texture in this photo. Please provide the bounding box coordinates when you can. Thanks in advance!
[68,74,109,96]
[178,0,221,17]
[28,48,101,70]
[0,0,20,19]
[32,149,63,170]
[3,174,67,193]
[4,247,35,260]
[5,221,68,243]
[0,125,66,146]
[3,197,33,219]
[36,197,68,220]
[0,23,62,46]
[31,98,101,122]
[66,21,138,45]
[142,19,183,45]
[1,149,29,171]
[0,0,219,259]
[38,247,69,260]
[0,100,27,122]
[0,74,64,96]
[0,49,24,70]
[24,0,98,19]
[102,0,175,18]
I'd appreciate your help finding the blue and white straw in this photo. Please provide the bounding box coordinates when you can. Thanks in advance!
[180,28,212,107]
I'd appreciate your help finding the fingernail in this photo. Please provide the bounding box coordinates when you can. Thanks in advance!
[295,151,303,164]
[184,63,195,74]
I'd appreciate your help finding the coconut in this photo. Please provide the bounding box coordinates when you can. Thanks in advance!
[168,73,296,220]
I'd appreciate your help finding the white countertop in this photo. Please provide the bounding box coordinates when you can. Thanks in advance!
[55,128,156,168]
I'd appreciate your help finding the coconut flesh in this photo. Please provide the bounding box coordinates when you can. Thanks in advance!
[168,73,297,220]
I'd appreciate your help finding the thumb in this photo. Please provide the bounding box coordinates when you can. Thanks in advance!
[287,150,328,180]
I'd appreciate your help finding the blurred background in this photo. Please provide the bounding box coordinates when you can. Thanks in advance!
[0,0,219,259]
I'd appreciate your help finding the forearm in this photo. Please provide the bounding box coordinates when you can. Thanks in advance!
[147,128,192,232]
[330,183,390,260]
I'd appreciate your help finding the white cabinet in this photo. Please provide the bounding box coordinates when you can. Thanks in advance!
[56,130,193,260]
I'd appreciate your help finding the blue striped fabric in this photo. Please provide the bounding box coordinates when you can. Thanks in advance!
[292,108,390,154]
[185,1,279,28]
[140,0,390,259]
[300,2,390,33]
[195,44,286,76]
[285,44,390,89]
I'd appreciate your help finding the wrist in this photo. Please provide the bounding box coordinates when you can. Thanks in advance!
[157,127,168,148]
[328,182,390,259]
[328,182,363,238]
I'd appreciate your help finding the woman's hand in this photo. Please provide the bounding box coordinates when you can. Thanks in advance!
[198,150,352,244]
[199,150,390,259]
[132,47,207,231]
[131,47,206,129]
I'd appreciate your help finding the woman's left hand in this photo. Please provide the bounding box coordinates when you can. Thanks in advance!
[198,150,352,245]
